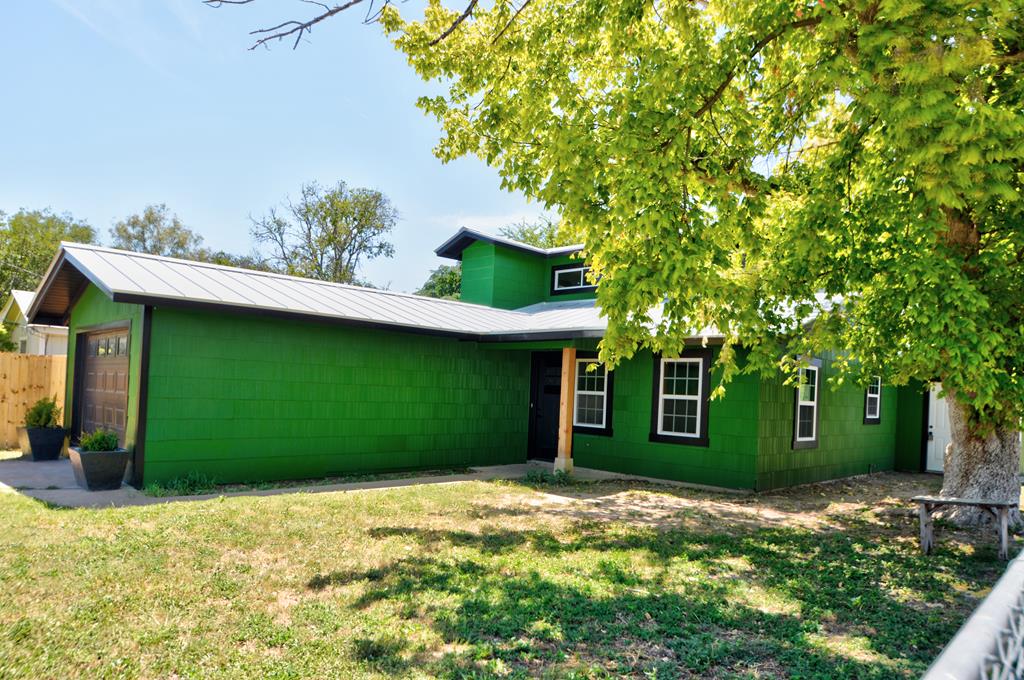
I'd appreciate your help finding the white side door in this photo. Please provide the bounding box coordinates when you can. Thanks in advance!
[926,386,951,473]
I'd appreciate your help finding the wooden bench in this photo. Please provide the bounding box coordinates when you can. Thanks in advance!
[912,496,1017,560]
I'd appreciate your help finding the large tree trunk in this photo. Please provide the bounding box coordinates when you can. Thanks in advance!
[939,395,1022,527]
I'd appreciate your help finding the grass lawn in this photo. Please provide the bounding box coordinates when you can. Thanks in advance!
[0,471,1009,679]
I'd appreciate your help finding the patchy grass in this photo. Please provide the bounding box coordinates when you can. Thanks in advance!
[0,472,1010,678]
[143,467,474,497]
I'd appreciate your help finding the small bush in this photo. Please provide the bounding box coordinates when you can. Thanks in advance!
[24,396,62,428]
[523,468,574,486]
[78,429,120,452]
[144,471,219,497]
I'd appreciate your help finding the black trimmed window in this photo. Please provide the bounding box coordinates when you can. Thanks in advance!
[551,264,596,295]
[864,376,881,424]
[573,354,613,436]
[649,349,711,447]
[792,359,821,449]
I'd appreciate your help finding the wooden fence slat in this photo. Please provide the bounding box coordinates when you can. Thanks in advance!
[0,354,67,449]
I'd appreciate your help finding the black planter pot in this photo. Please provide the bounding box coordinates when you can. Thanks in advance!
[25,428,67,461]
[69,447,129,491]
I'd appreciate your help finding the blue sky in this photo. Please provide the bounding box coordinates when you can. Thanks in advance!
[1,1,545,292]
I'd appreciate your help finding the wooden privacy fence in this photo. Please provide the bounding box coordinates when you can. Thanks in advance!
[0,354,67,449]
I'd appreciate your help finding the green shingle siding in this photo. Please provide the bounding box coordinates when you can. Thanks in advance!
[461,242,595,309]
[574,349,760,490]
[755,354,898,490]
[141,306,530,484]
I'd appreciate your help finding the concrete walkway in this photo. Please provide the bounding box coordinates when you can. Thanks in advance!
[0,457,677,509]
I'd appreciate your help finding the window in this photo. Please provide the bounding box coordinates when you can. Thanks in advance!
[573,358,611,434]
[551,264,595,294]
[864,376,881,424]
[650,350,711,446]
[793,360,820,449]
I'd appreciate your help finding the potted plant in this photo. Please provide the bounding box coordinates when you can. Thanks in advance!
[70,429,128,491]
[23,396,67,461]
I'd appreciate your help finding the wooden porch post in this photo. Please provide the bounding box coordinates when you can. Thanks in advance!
[555,347,576,473]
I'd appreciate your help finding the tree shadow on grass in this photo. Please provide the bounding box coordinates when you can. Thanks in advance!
[308,514,1001,678]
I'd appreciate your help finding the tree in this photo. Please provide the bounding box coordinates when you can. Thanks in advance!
[0,322,16,353]
[0,209,96,294]
[417,264,461,300]
[110,204,204,258]
[499,217,575,249]
[213,1,1024,524]
[193,248,276,272]
[251,180,397,284]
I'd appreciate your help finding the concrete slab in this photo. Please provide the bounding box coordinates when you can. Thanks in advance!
[0,457,717,510]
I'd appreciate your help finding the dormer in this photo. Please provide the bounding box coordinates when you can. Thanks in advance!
[435,228,594,309]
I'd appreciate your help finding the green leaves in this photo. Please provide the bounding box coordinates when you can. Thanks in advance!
[383,0,1024,427]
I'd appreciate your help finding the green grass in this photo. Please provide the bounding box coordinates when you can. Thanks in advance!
[143,467,474,497]
[0,472,1008,678]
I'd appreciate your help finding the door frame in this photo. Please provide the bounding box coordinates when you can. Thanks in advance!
[527,350,562,461]
[71,320,132,444]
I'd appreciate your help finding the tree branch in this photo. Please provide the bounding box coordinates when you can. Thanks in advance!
[694,16,822,119]
[206,0,481,50]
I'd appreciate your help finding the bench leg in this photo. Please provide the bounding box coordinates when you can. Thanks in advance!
[919,504,934,555]
[998,507,1009,560]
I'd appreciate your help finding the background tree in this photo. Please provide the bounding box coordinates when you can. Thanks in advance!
[110,204,204,258]
[417,264,461,300]
[0,323,16,353]
[251,180,397,284]
[498,217,575,248]
[0,209,96,295]
[192,248,275,272]
[217,0,1024,524]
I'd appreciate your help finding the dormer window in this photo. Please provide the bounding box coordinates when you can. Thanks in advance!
[551,264,596,294]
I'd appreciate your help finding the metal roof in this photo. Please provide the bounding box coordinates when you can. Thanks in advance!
[434,227,584,261]
[2,290,35,321]
[28,243,616,341]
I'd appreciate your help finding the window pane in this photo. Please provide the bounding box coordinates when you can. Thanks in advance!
[798,404,815,438]
[662,398,698,435]
[663,360,700,397]
[575,393,605,426]
[556,269,584,289]
[799,368,816,403]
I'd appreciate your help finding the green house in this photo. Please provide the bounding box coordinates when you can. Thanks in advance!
[26,230,927,490]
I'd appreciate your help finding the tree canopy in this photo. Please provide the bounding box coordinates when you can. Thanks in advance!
[371,1,1024,427]
[417,264,461,299]
[498,217,574,248]
[251,180,398,284]
[0,209,96,295]
[110,204,204,259]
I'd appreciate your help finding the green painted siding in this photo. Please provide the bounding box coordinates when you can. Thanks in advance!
[574,349,761,489]
[460,242,595,309]
[460,241,497,307]
[895,381,926,471]
[756,354,898,490]
[541,252,597,303]
[66,285,145,450]
[142,307,531,485]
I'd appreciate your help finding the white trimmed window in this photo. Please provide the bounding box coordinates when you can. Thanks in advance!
[573,359,607,428]
[553,265,593,292]
[657,358,703,438]
[795,365,819,443]
[865,376,881,421]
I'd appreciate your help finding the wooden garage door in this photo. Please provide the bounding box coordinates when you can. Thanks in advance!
[81,329,130,446]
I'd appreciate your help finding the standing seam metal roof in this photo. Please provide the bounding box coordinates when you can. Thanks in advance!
[28,243,616,340]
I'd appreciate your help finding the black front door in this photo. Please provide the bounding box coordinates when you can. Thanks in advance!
[528,351,563,460]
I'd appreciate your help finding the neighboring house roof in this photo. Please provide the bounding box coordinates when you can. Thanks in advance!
[28,242,635,341]
[2,289,67,335]
[435,227,584,261]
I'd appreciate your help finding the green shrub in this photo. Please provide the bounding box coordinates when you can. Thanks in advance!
[144,471,219,497]
[24,397,62,428]
[523,468,574,486]
[78,429,120,452]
